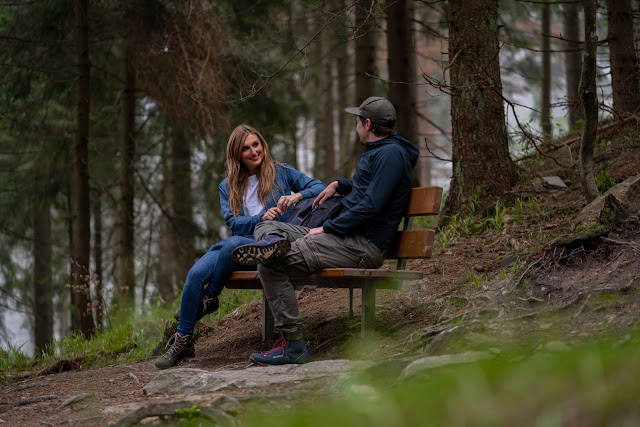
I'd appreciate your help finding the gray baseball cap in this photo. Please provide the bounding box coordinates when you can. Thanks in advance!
[345,96,396,127]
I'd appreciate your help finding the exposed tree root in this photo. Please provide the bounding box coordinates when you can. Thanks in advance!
[600,237,640,250]
[504,277,639,322]
[11,395,58,408]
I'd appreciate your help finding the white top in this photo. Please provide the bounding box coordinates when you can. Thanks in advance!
[243,175,265,217]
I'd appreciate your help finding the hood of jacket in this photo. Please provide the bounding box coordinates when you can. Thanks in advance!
[365,131,419,168]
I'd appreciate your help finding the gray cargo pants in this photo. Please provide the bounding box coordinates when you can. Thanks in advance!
[254,221,384,341]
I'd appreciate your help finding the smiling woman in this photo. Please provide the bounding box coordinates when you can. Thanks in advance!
[154,124,326,369]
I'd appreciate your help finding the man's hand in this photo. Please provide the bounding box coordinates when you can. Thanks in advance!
[277,193,302,212]
[312,181,339,208]
[304,227,325,238]
[260,207,283,222]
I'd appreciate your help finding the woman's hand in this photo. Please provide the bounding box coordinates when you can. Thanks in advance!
[312,181,339,208]
[260,207,283,222]
[277,193,303,212]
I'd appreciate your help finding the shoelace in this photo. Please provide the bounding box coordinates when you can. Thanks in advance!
[261,337,288,355]
[164,333,187,357]
[202,296,214,312]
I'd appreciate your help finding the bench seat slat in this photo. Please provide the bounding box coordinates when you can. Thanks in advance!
[228,269,422,281]
[225,269,421,290]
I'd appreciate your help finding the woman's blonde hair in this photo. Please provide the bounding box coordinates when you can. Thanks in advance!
[225,124,280,217]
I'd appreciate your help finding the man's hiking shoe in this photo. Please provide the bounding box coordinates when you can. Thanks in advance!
[249,337,309,366]
[154,332,195,369]
[231,236,290,266]
[173,295,219,323]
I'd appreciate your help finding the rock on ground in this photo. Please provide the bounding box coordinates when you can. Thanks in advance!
[143,359,374,396]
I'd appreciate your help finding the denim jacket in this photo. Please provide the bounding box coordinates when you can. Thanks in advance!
[219,163,326,236]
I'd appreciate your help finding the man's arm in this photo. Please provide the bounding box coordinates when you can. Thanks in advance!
[323,147,406,236]
[312,180,339,208]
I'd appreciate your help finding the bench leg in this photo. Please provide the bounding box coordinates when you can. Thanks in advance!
[262,292,276,341]
[361,285,375,337]
[348,288,354,320]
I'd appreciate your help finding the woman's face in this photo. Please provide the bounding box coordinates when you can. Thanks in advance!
[240,133,264,174]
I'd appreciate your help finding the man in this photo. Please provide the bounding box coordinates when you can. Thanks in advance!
[232,96,419,365]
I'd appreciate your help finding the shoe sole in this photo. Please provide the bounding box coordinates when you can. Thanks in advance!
[232,239,291,266]
[249,354,309,366]
[249,356,268,367]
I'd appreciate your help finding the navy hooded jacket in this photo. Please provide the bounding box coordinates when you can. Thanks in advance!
[322,132,419,250]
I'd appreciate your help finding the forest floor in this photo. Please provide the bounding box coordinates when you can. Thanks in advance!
[2,121,640,425]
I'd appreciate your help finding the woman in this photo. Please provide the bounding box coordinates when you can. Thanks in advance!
[154,124,325,369]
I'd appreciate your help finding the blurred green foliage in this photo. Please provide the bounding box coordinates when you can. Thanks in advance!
[240,336,640,426]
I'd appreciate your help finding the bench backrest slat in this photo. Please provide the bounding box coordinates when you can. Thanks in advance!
[388,229,436,259]
[386,186,442,262]
[405,186,443,217]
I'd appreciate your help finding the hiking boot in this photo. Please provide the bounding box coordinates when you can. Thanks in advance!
[154,332,195,369]
[173,295,219,323]
[231,236,291,266]
[249,337,309,366]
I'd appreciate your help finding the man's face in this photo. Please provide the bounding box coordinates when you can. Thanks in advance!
[355,116,369,144]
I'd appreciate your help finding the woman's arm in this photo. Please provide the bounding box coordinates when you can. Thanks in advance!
[281,163,326,199]
[219,181,262,236]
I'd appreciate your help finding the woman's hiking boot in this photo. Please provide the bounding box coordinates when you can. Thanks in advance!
[231,236,290,266]
[249,337,309,366]
[154,332,195,369]
[173,295,219,323]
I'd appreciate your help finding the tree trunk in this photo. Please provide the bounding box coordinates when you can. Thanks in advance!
[33,189,53,356]
[541,0,552,142]
[387,0,420,186]
[92,191,103,329]
[336,36,353,177]
[606,0,640,116]
[323,29,335,180]
[313,13,327,182]
[73,0,94,336]
[352,0,377,161]
[580,0,599,203]
[442,0,517,220]
[563,2,583,130]
[118,40,136,310]
[287,127,298,169]
[170,124,195,282]
[156,134,175,302]
[66,178,78,332]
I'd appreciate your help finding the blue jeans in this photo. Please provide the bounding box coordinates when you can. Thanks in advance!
[177,235,255,335]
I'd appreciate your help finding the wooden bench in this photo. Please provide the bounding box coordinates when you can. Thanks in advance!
[225,186,443,340]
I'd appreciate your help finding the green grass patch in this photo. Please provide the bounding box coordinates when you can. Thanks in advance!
[595,167,616,194]
[213,289,262,321]
[0,344,32,383]
[0,288,262,384]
